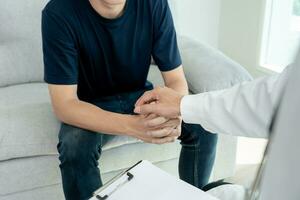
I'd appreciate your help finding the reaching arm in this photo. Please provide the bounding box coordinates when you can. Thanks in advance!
[181,67,290,138]
[135,66,291,138]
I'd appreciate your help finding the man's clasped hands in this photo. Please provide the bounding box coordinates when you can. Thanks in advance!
[129,87,184,145]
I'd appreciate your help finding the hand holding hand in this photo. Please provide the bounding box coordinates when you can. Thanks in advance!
[134,87,184,118]
[128,113,181,144]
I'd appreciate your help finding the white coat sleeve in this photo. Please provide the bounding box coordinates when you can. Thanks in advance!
[180,67,291,138]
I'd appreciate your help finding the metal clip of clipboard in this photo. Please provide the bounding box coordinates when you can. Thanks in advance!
[92,160,142,200]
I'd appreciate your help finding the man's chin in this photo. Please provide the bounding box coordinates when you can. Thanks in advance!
[100,0,126,5]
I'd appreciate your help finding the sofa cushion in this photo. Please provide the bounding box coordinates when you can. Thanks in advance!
[0,83,146,161]
[178,36,253,93]
[0,142,181,196]
[0,184,65,200]
[0,83,59,161]
[0,71,166,162]
[0,0,49,87]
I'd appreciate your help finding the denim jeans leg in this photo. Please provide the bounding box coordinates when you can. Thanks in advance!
[56,86,152,200]
[57,123,108,200]
[178,122,218,189]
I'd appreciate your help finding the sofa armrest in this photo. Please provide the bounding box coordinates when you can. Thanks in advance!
[178,36,253,94]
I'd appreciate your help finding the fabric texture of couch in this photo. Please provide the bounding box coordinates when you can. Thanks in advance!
[0,0,252,199]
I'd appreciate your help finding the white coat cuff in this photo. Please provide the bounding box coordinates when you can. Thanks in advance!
[181,95,204,124]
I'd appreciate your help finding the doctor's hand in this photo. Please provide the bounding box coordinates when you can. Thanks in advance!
[134,87,184,118]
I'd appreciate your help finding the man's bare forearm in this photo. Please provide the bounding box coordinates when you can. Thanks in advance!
[48,84,179,144]
[53,99,133,136]
[53,99,180,144]
[165,80,188,95]
[161,66,189,96]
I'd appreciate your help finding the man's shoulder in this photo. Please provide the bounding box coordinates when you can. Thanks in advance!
[146,0,168,5]
[43,0,75,17]
[143,0,168,13]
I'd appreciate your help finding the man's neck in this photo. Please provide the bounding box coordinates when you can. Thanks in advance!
[89,0,126,19]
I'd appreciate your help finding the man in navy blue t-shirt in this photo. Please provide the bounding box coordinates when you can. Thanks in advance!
[42,0,218,199]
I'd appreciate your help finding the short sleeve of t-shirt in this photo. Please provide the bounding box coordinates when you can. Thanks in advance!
[42,9,78,85]
[151,0,182,72]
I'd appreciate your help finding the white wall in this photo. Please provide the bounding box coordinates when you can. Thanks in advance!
[172,0,221,48]
[218,0,268,77]
[261,0,300,72]
[173,0,269,76]
[215,0,272,168]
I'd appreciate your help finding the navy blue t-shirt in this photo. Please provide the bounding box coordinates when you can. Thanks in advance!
[42,0,182,102]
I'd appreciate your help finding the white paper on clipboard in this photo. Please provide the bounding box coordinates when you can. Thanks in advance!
[90,160,218,200]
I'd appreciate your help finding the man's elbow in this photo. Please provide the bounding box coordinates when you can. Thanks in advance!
[50,103,66,122]
[47,84,79,123]
[50,99,75,123]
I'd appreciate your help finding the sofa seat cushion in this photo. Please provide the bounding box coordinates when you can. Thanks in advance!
[0,184,65,200]
[0,142,180,196]
[0,83,59,161]
[0,83,150,161]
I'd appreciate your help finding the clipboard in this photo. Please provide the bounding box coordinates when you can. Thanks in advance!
[89,160,218,200]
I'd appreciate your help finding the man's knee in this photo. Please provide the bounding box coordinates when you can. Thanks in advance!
[57,123,103,167]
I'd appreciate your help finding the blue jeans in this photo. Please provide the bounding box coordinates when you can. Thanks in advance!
[57,89,218,200]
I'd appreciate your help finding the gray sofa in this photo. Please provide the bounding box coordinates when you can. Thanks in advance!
[0,0,252,199]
